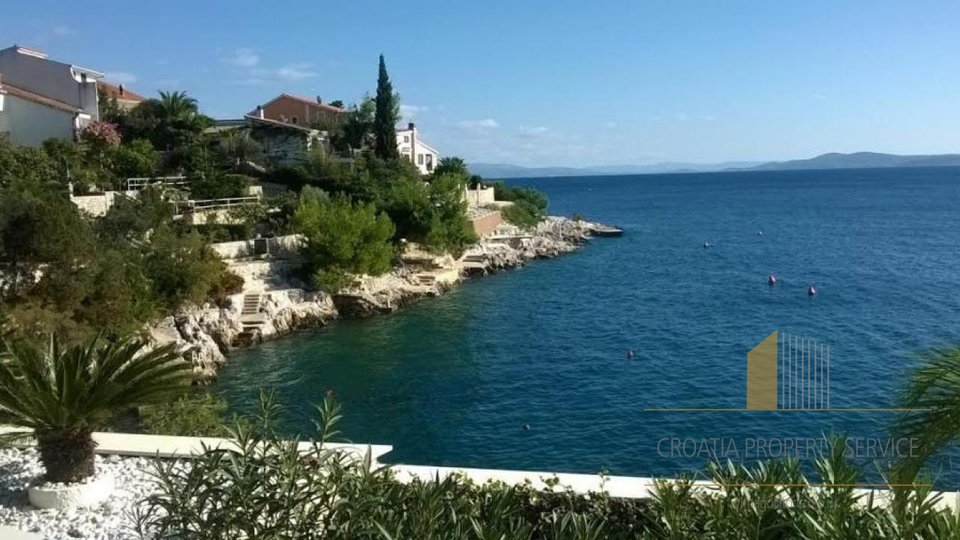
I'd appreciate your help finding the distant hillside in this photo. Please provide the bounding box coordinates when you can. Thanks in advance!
[743,152,960,172]
[468,161,762,179]
[469,152,960,179]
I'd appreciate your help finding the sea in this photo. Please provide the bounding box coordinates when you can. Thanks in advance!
[214,167,960,486]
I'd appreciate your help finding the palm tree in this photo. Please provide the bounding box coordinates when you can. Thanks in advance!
[893,347,960,480]
[0,334,191,483]
[157,90,199,119]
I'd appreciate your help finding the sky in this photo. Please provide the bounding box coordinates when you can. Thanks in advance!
[3,1,960,167]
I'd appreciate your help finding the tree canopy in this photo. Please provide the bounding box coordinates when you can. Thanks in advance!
[373,56,400,161]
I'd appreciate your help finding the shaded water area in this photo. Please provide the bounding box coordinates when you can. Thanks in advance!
[216,167,960,486]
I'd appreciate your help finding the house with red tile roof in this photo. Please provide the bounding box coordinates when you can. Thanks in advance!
[251,93,346,127]
[98,81,146,110]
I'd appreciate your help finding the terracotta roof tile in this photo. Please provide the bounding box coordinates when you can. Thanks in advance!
[274,93,346,113]
[98,81,146,103]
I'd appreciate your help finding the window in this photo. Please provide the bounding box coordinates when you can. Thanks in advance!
[417,154,424,165]
[291,116,298,124]
[404,135,410,142]
[426,154,434,170]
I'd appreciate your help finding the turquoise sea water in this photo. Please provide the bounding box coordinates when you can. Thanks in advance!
[215,167,960,484]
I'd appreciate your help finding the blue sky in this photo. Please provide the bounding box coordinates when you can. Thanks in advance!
[4,1,960,166]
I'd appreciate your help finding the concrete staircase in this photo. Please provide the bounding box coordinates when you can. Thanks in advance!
[415,274,437,287]
[238,294,266,343]
[241,293,262,316]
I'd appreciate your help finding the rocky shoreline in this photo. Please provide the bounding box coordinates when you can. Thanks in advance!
[148,216,604,379]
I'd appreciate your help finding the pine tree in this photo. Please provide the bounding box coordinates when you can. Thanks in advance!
[373,55,399,161]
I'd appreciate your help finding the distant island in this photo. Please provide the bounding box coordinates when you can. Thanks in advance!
[471,152,960,179]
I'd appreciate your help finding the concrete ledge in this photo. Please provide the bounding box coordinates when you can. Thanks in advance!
[0,427,393,466]
[390,464,960,510]
[392,465,655,499]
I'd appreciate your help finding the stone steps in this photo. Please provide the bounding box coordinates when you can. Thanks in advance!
[241,294,262,315]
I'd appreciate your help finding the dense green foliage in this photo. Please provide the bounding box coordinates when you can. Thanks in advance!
[492,180,550,228]
[268,150,478,259]
[293,194,396,291]
[373,55,400,161]
[135,394,960,539]
[139,390,233,437]
[0,185,240,342]
[0,334,191,482]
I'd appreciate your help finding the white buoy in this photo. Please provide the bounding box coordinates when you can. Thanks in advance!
[808,285,817,296]
[768,274,777,286]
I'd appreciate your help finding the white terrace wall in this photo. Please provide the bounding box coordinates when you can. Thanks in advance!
[464,185,496,207]
[69,191,139,217]
[210,234,305,260]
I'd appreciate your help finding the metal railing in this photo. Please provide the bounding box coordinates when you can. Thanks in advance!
[125,176,189,191]
[176,196,260,213]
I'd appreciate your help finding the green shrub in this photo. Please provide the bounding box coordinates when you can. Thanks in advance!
[208,270,245,306]
[190,173,251,200]
[489,180,548,229]
[139,391,232,437]
[293,196,395,292]
[133,397,960,539]
[501,199,545,229]
[491,181,549,211]
[142,225,233,310]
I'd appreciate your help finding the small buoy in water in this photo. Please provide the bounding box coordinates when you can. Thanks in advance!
[808,285,817,296]
[523,424,531,431]
[768,274,777,286]
[758,230,764,236]
[627,349,635,360]
[703,241,711,249]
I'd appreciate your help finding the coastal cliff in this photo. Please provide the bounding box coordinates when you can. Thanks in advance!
[147,216,605,378]
[148,290,338,378]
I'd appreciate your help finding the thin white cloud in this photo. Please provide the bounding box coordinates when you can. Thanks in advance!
[519,126,549,135]
[229,78,269,87]
[224,48,259,68]
[700,115,716,121]
[400,104,428,120]
[277,63,317,81]
[604,122,618,129]
[457,118,499,131]
[812,93,828,100]
[105,71,138,85]
[51,25,76,37]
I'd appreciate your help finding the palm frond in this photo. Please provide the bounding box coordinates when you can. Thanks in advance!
[0,333,192,433]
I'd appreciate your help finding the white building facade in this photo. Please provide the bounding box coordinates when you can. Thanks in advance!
[396,122,439,174]
[0,45,101,145]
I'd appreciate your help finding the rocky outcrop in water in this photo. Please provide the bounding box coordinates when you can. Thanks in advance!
[465,216,597,274]
[148,290,337,379]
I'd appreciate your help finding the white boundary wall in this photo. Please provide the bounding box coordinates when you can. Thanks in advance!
[210,234,305,260]
[3,427,957,510]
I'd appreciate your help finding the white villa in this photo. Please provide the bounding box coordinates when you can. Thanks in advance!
[396,122,439,174]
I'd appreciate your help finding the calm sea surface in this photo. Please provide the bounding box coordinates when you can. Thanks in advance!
[215,167,960,485]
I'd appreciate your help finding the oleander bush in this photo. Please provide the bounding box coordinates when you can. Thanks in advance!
[134,393,960,539]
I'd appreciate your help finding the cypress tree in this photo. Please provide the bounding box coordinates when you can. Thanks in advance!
[373,55,400,161]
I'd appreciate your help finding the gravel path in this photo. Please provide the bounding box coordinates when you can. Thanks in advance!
[0,448,162,540]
